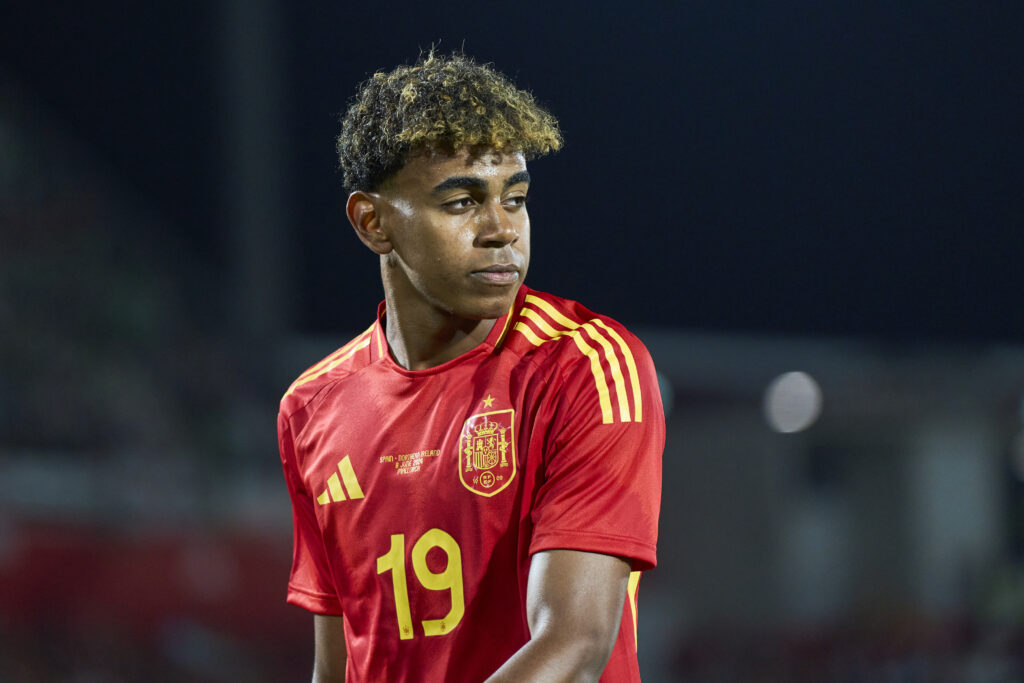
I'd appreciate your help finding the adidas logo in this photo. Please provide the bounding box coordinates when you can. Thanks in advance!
[316,455,364,505]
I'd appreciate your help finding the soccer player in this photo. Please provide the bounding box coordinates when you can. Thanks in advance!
[277,52,664,682]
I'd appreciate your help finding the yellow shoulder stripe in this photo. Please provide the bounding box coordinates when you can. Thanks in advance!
[565,329,615,424]
[627,571,641,648]
[284,330,373,398]
[593,319,643,423]
[513,321,546,347]
[374,324,385,359]
[295,324,375,382]
[524,294,576,329]
[521,306,560,337]
[492,299,518,350]
[515,295,643,424]
[581,321,630,422]
[519,306,613,422]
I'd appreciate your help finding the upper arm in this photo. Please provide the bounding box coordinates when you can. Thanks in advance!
[526,549,632,652]
[486,548,631,682]
[279,411,345,614]
[313,614,347,683]
[529,327,663,570]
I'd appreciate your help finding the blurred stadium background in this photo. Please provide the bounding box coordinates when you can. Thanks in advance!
[2,2,1022,681]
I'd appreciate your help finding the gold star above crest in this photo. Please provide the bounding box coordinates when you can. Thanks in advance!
[483,394,495,408]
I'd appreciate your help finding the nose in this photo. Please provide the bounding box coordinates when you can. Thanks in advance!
[475,199,519,247]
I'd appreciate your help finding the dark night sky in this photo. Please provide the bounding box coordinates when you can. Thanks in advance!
[3,1,1022,342]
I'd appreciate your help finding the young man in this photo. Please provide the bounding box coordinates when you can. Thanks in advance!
[278,52,664,682]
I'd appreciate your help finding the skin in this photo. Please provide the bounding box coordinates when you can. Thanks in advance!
[313,616,346,682]
[314,551,630,683]
[347,147,532,370]
[314,148,631,682]
[483,550,631,682]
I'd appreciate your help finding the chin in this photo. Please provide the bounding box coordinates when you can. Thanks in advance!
[456,293,517,321]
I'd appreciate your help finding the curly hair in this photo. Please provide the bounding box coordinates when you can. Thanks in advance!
[337,51,563,191]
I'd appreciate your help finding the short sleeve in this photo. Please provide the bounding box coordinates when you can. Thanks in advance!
[529,329,664,570]
[278,411,344,615]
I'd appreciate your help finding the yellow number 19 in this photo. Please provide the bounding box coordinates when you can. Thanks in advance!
[376,528,465,640]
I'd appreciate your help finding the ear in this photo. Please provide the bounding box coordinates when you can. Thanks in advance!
[346,191,393,255]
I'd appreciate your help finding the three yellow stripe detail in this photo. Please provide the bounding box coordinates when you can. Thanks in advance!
[515,294,642,424]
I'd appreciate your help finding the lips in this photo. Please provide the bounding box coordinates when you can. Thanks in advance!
[471,264,520,284]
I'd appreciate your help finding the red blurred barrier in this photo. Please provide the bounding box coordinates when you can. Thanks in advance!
[0,518,307,643]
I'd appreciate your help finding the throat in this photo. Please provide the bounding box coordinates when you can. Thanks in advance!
[385,313,497,370]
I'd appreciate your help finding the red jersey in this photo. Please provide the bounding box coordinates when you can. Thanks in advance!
[278,285,663,682]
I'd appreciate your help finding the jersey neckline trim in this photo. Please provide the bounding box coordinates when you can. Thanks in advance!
[373,285,527,377]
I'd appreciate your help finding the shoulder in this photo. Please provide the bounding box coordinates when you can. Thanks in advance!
[504,287,657,425]
[279,321,382,421]
[505,288,652,367]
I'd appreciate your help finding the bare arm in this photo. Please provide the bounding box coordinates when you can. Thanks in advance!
[312,614,347,683]
[485,549,632,682]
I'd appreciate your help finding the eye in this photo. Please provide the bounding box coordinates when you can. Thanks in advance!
[503,194,528,209]
[443,197,476,211]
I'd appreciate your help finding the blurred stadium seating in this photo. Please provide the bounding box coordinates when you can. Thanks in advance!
[3,61,1024,683]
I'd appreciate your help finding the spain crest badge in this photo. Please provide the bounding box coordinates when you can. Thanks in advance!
[458,409,516,497]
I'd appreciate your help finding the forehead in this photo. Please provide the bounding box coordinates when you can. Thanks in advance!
[390,148,528,192]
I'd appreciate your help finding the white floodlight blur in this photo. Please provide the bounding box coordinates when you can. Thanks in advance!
[764,371,823,433]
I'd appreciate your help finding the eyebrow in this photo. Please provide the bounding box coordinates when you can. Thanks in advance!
[505,170,531,188]
[430,170,531,196]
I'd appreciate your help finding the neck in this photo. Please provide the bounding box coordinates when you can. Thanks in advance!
[381,292,497,372]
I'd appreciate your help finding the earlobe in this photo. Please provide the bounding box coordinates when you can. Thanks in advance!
[347,191,393,255]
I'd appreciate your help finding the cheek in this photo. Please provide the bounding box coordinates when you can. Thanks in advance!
[442,223,478,258]
[418,223,474,270]
[397,217,462,258]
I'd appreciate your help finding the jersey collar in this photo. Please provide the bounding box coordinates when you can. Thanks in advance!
[373,284,528,374]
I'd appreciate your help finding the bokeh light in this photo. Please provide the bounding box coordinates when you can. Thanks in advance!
[763,371,823,433]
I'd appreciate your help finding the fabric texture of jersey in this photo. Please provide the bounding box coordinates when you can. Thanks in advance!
[278,285,664,682]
